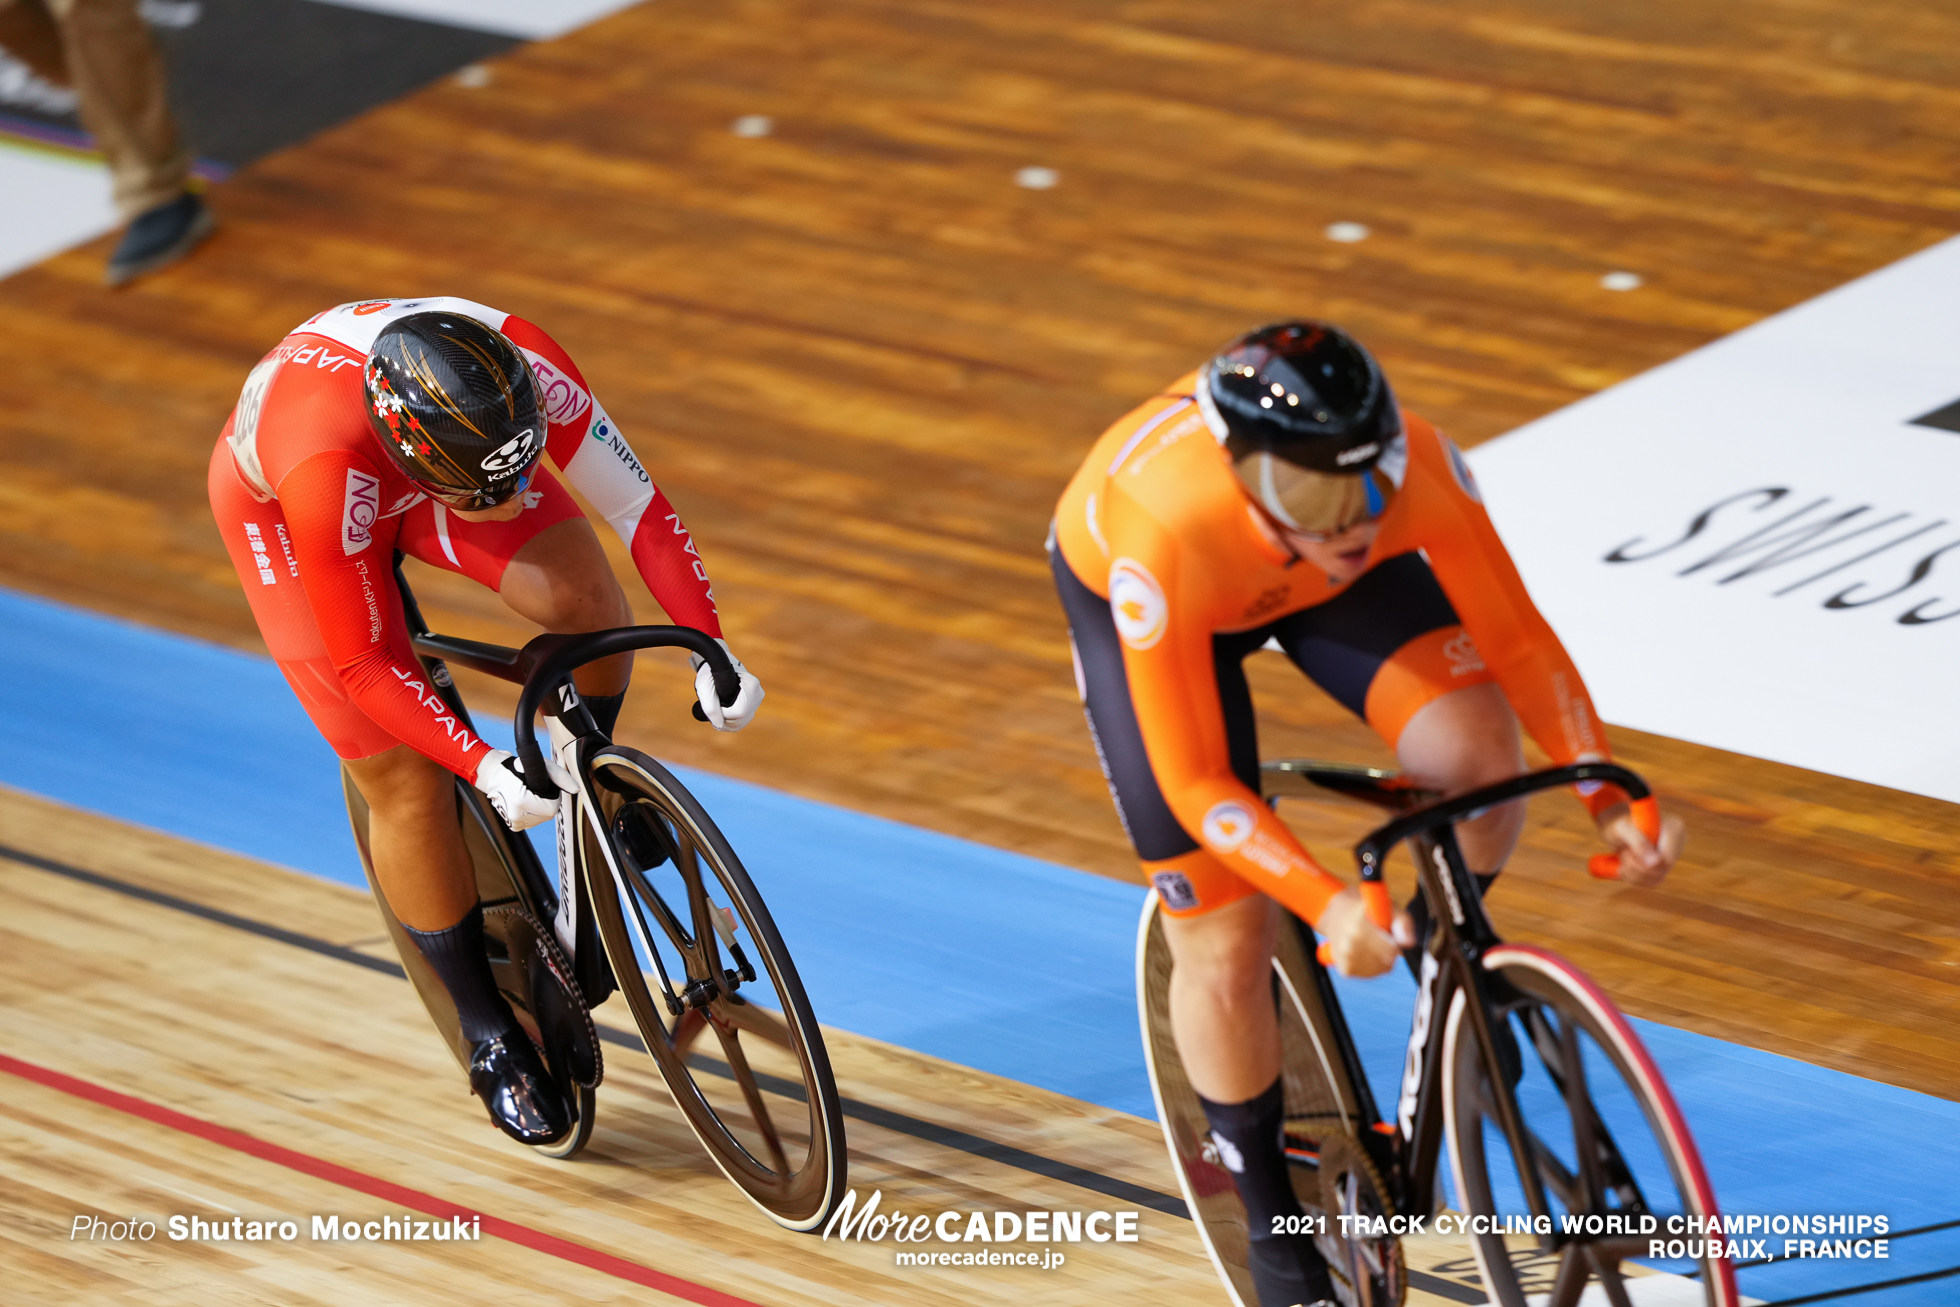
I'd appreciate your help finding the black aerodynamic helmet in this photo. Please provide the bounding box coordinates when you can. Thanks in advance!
[1197,320,1405,536]
[363,312,547,510]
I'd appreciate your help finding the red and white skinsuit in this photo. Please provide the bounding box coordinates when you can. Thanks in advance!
[208,296,722,777]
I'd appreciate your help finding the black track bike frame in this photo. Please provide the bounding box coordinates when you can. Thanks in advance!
[386,552,739,1001]
[1274,759,1655,1245]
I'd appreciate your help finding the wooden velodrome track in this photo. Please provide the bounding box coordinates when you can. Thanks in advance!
[4,0,1960,1301]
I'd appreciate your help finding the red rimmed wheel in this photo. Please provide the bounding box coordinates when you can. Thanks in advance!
[1443,944,1738,1307]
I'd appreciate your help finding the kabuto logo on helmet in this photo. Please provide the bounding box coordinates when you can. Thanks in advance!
[363,312,546,508]
[480,429,538,476]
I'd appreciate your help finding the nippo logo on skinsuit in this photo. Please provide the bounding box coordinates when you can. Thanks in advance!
[480,429,537,476]
[342,468,381,555]
[1108,558,1167,650]
[1200,800,1258,854]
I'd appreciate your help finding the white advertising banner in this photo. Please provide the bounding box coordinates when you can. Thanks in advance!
[1467,234,1960,803]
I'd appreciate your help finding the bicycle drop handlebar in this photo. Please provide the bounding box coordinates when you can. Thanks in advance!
[412,625,739,799]
[1301,761,1660,965]
[1352,760,1658,883]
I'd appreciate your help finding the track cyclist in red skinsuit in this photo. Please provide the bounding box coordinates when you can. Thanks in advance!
[208,298,764,1145]
[1051,321,1684,1307]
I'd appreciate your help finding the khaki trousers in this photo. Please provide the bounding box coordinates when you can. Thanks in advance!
[0,0,188,218]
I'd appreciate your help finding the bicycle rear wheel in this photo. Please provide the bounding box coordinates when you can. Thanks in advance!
[1139,895,1402,1307]
[1442,944,1738,1307]
[579,745,846,1231]
[342,767,599,1158]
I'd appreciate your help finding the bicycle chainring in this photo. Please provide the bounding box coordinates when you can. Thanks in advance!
[486,904,604,1090]
[1309,1131,1408,1307]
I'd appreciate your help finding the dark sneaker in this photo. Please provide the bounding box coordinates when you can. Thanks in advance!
[467,1029,572,1145]
[1247,1232,1337,1307]
[105,191,215,286]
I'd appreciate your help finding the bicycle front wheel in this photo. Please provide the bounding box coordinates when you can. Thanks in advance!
[1442,944,1738,1307]
[580,745,847,1231]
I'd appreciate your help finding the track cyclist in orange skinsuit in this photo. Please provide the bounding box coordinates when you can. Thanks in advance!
[1051,321,1684,1307]
[208,298,764,1147]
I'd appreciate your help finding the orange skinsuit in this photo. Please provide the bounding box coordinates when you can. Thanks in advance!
[1052,372,1615,927]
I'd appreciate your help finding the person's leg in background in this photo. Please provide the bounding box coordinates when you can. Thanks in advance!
[0,0,69,81]
[0,0,213,284]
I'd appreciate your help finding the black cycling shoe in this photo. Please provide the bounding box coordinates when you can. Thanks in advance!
[467,1029,573,1145]
[1247,1232,1337,1307]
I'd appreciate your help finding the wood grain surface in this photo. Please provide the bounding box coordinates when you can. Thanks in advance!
[1,0,1955,1123]
[0,785,1507,1305]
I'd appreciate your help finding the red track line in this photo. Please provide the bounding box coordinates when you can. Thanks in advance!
[0,1052,766,1307]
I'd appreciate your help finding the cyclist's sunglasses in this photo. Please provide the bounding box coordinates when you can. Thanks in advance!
[423,456,542,512]
[1234,453,1398,541]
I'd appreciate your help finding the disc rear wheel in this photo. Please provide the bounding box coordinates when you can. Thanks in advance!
[343,766,598,1159]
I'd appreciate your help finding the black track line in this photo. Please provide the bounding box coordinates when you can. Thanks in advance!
[3,841,1183,1214]
[9,840,1525,1299]
[6,840,1509,1300]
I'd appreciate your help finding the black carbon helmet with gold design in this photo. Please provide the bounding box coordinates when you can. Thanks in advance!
[363,311,547,510]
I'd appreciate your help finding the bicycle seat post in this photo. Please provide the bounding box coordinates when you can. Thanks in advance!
[1416,820,1557,1230]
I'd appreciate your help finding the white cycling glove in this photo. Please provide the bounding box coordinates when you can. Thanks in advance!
[473,748,558,831]
[690,638,765,732]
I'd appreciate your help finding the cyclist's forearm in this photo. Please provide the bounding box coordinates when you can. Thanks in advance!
[1162,777,1346,924]
[1487,650,1623,818]
[619,483,723,637]
[335,648,490,778]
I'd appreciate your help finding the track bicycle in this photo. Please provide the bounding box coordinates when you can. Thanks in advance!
[1139,760,1739,1307]
[342,554,847,1231]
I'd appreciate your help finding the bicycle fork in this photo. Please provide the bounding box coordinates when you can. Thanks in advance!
[1414,828,1558,1246]
[1392,831,1551,1236]
[540,686,622,1009]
